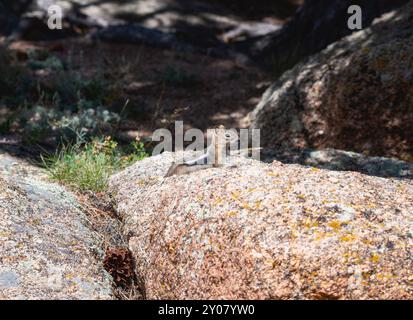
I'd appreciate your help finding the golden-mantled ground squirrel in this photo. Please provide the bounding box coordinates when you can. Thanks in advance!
[165,125,239,177]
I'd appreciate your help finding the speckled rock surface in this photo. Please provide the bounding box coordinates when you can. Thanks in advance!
[109,152,413,299]
[0,152,114,300]
[249,1,413,161]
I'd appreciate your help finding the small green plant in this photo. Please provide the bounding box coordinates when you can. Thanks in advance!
[28,56,64,71]
[39,71,110,106]
[21,105,121,145]
[41,137,148,192]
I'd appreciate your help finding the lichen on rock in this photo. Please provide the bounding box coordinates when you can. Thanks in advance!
[109,152,413,299]
[0,152,114,300]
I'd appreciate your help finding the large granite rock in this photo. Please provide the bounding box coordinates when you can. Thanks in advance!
[0,152,114,299]
[253,0,409,75]
[109,152,413,299]
[249,1,413,161]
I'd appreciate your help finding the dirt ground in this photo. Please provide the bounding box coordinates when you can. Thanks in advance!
[9,38,271,142]
[2,0,305,148]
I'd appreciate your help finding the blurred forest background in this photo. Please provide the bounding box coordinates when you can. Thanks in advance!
[0,0,411,165]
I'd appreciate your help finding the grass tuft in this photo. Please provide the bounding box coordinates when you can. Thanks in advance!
[42,137,148,192]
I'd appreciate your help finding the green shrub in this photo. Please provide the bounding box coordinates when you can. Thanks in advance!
[42,137,148,192]
[45,72,109,105]
[0,49,25,96]
[28,56,64,71]
[21,105,121,145]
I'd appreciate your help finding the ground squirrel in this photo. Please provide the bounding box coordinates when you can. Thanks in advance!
[165,125,239,177]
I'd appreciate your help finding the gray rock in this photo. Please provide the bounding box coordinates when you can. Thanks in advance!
[0,271,20,289]
[0,151,114,300]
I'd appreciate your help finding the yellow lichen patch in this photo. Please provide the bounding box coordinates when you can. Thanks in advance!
[362,271,373,281]
[354,257,362,265]
[136,178,147,186]
[361,238,373,246]
[212,197,223,206]
[0,231,11,238]
[398,184,406,192]
[65,274,75,280]
[328,220,341,232]
[16,242,24,248]
[370,253,380,263]
[361,280,369,286]
[376,273,395,281]
[296,194,306,200]
[314,231,334,241]
[31,218,42,226]
[342,252,352,263]
[310,167,320,172]
[254,200,262,209]
[343,251,362,264]
[303,218,319,229]
[339,233,357,242]
[227,211,237,218]
[268,171,280,177]
[281,185,292,193]
[231,191,241,200]
[242,202,252,210]
[314,231,323,241]
[290,225,299,240]
[265,259,278,269]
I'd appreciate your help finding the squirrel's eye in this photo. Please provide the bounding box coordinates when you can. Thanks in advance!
[225,133,231,138]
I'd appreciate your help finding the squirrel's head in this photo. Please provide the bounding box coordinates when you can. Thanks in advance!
[214,125,239,145]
